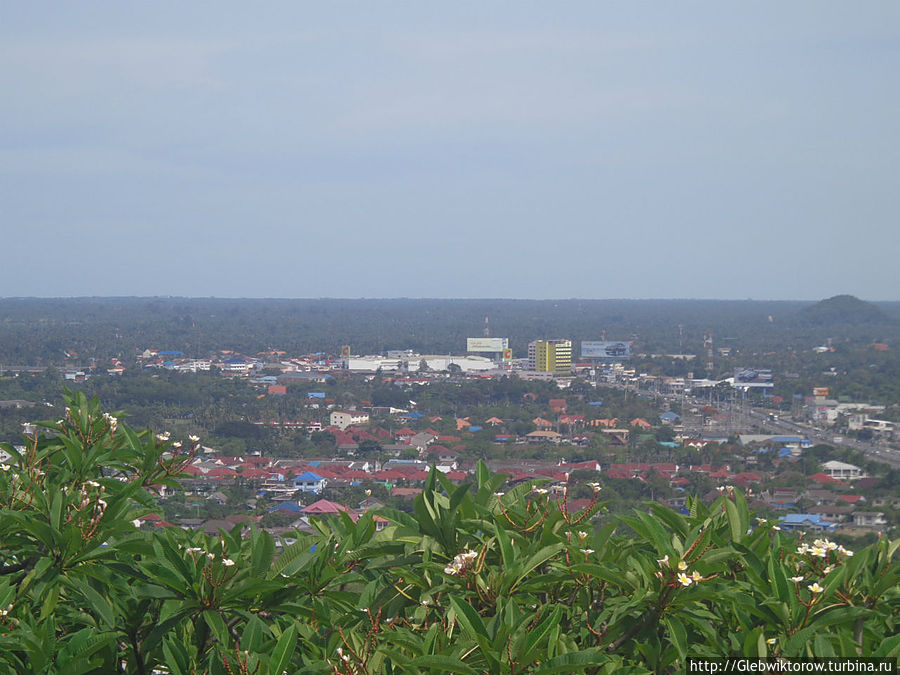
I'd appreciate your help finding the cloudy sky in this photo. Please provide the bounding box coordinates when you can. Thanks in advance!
[2,3,898,300]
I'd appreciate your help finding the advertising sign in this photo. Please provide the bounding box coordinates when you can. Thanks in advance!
[812,387,830,398]
[340,345,351,358]
[581,341,631,359]
[733,368,774,388]
[466,337,509,352]
[502,348,513,362]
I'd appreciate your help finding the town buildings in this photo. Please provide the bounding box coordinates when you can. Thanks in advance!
[528,339,572,375]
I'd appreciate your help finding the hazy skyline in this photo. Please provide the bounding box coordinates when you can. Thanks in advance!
[3,3,898,300]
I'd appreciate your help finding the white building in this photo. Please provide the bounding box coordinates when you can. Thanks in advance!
[330,410,370,430]
[345,354,495,374]
[822,460,865,481]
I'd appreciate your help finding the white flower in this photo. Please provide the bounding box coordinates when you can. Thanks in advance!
[691,571,702,582]
[578,531,588,539]
[172,441,182,449]
[772,526,781,531]
[532,487,549,495]
[657,555,669,566]
[156,432,170,442]
[97,499,107,508]
[766,638,777,645]
[222,558,235,567]
[132,519,142,528]
[808,582,824,594]
[364,489,371,497]
[842,549,854,557]
[789,576,804,583]
[494,492,505,497]
[579,548,595,555]
[103,413,118,431]
[587,482,601,492]
[188,435,200,443]
[86,480,100,488]
[677,560,688,571]
[677,572,692,587]
[186,547,202,554]
[823,565,835,575]
[809,547,827,558]
[444,549,478,576]
[207,553,215,560]
[0,464,9,472]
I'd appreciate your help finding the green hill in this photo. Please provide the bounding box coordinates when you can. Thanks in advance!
[798,294,890,326]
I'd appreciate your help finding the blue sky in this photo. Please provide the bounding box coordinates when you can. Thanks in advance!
[2,3,898,300]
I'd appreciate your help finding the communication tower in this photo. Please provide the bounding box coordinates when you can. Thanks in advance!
[704,332,714,376]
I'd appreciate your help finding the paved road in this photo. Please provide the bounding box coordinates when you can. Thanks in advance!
[623,382,900,468]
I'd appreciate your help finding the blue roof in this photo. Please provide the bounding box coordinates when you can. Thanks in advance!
[403,412,424,418]
[778,514,837,529]
[660,412,680,420]
[308,392,326,398]
[659,442,678,448]
[158,350,183,356]
[468,425,482,432]
[294,471,323,481]
[268,502,304,513]
[588,401,603,406]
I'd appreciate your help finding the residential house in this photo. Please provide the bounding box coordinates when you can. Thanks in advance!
[852,512,887,528]
[330,410,370,430]
[822,460,865,481]
[778,514,837,531]
[526,430,563,445]
[292,471,325,494]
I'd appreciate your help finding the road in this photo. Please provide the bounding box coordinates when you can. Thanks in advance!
[619,380,900,469]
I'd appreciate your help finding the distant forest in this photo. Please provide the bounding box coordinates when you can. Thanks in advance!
[0,296,898,365]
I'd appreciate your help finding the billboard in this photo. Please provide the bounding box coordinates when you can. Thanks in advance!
[340,345,351,358]
[581,341,631,359]
[502,348,513,362]
[467,337,509,352]
[733,368,774,388]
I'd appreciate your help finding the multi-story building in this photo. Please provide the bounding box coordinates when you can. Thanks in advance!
[330,410,370,430]
[528,339,572,375]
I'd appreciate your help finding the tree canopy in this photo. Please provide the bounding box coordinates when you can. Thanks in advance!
[0,391,897,673]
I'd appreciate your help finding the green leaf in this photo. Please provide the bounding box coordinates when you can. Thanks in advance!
[268,623,298,675]
[402,655,478,674]
[723,497,744,543]
[529,648,610,674]
[509,544,564,593]
[162,639,191,675]
[663,615,687,662]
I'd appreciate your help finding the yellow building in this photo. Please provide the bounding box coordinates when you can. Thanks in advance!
[529,339,572,374]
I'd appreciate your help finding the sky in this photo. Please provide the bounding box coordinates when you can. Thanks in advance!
[2,2,898,300]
